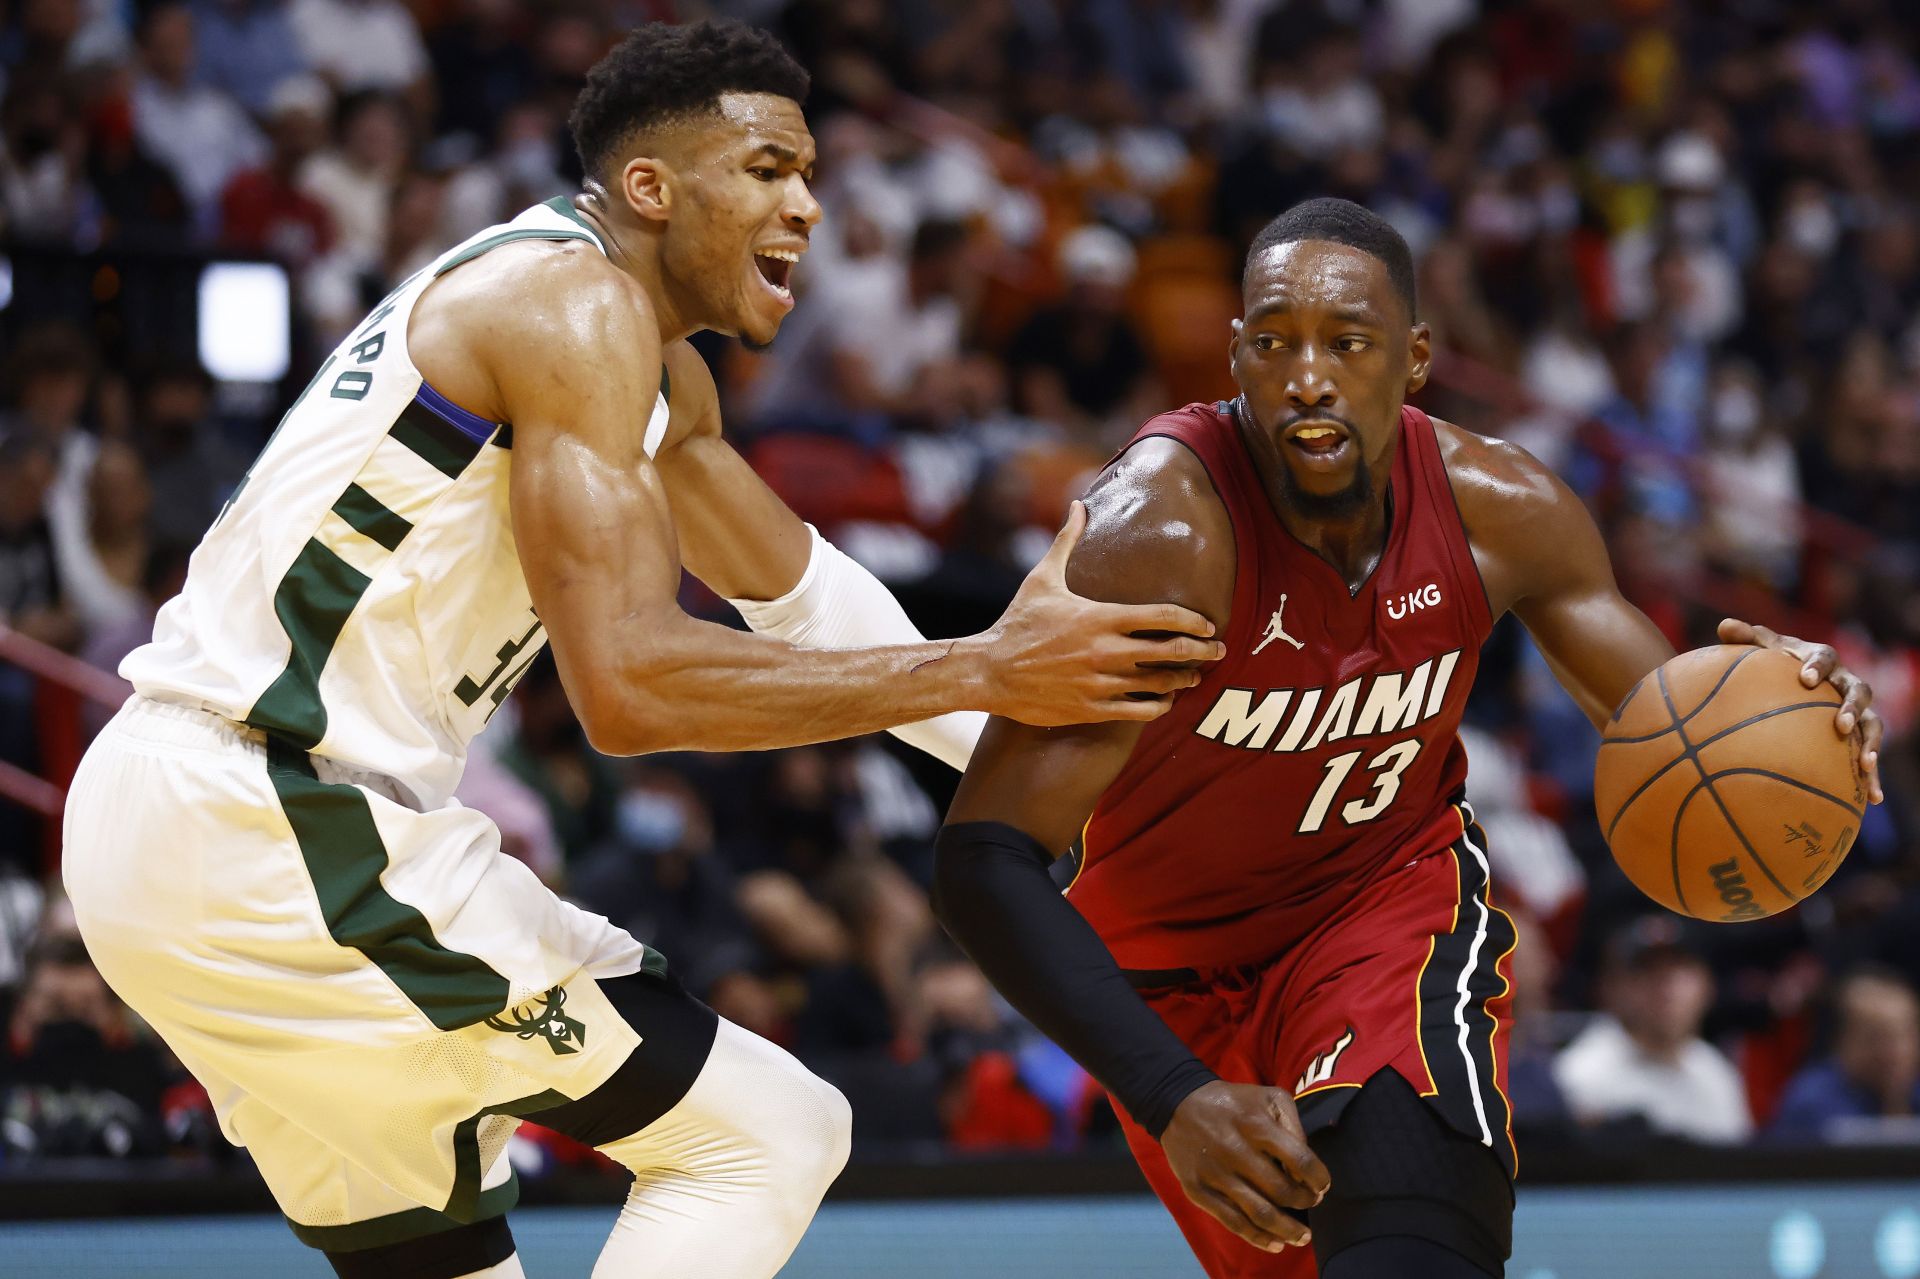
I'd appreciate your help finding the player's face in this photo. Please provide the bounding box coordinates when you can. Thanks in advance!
[1229,241,1430,517]
[663,93,820,349]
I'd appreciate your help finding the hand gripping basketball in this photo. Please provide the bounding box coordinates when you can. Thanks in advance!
[1159,1081,1331,1255]
[1716,618,1884,805]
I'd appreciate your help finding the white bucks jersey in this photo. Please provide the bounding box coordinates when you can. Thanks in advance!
[124,201,673,809]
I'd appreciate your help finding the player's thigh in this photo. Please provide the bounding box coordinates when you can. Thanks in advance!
[1307,1069,1512,1278]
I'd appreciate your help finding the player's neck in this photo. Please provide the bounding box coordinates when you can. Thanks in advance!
[570,191,701,343]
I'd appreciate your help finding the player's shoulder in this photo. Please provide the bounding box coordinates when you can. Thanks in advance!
[1070,431,1236,627]
[434,237,659,378]
[1430,415,1574,531]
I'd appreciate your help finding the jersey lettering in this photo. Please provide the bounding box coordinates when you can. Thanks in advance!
[1193,651,1462,754]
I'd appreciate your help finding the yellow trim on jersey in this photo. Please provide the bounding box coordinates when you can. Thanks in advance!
[1292,1079,1363,1102]
[1064,815,1093,894]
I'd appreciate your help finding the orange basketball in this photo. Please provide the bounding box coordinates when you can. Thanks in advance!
[1594,645,1864,922]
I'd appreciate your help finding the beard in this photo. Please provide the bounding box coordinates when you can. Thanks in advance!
[1274,446,1375,521]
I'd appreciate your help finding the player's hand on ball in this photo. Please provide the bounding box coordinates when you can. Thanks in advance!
[1717,618,1884,804]
[980,501,1226,726]
[1160,1080,1330,1254]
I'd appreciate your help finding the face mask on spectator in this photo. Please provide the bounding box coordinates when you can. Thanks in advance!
[617,790,688,854]
[1786,199,1840,258]
[1712,382,1762,442]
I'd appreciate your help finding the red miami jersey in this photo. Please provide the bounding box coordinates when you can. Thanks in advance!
[1072,402,1495,970]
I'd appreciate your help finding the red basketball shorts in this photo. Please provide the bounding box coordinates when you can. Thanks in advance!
[1110,805,1518,1278]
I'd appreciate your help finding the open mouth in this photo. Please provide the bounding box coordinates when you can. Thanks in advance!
[1284,420,1352,459]
[752,247,797,304]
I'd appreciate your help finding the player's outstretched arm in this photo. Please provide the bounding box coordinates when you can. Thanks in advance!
[490,266,1221,755]
[935,442,1328,1255]
[650,341,980,770]
[1446,425,1883,800]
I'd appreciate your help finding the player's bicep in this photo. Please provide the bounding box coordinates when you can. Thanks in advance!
[508,421,683,722]
[948,717,1145,853]
[1508,482,1674,726]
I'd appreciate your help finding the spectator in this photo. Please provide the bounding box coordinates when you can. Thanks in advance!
[1770,967,1920,1141]
[0,434,73,650]
[287,0,429,105]
[1554,917,1755,1144]
[47,438,149,636]
[1008,224,1158,446]
[220,72,335,267]
[0,925,176,1158]
[190,0,308,117]
[821,218,971,420]
[130,1,267,235]
[129,360,245,549]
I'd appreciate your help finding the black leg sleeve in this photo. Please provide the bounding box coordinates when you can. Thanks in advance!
[932,820,1216,1137]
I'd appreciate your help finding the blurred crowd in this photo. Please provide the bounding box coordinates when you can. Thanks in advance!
[4,0,1920,1179]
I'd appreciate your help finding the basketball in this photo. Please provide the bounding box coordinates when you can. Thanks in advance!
[1595,645,1865,923]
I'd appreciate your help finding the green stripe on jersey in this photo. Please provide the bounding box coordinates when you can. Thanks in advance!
[266,739,512,1031]
[332,482,412,551]
[247,538,371,750]
[435,227,596,277]
[392,401,485,480]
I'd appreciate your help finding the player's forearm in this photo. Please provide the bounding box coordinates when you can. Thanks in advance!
[573,613,992,756]
[932,820,1219,1138]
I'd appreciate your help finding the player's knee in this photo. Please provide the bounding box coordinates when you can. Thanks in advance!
[768,1065,852,1206]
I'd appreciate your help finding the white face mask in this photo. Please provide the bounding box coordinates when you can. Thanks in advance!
[1785,198,1841,258]
[616,790,688,854]
[1712,381,1762,441]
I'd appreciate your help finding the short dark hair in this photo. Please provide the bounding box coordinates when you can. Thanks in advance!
[1245,197,1417,319]
[568,19,810,182]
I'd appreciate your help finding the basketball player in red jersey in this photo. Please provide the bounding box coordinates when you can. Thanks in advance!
[931,199,1884,1279]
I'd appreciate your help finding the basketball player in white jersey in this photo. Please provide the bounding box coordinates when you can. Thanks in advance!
[60,20,1223,1279]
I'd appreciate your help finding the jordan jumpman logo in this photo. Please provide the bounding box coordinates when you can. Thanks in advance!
[1253,594,1306,655]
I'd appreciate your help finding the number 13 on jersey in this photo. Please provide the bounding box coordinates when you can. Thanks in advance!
[1299,739,1422,834]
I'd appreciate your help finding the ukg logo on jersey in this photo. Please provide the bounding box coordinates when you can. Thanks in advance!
[1385,582,1443,620]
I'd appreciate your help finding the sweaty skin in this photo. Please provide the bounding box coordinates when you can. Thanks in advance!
[946,239,1885,1254]
[402,91,1223,756]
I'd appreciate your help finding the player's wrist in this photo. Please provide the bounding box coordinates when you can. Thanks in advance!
[1137,1060,1223,1140]
[946,632,1001,714]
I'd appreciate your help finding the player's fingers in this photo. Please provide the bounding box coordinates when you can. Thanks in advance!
[1833,671,1873,735]
[1098,696,1175,722]
[1126,667,1203,695]
[1194,1183,1309,1254]
[1794,642,1838,689]
[1717,617,1756,645]
[1109,600,1218,640]
[1244,1116,1331,1203]
[1219,1178,1314,1249]
[1861,711,1886,805]
[1037,501,1087,580]
[1118,634,1226,666]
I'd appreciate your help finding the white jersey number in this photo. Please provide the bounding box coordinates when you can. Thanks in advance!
[1298,739,1423,834]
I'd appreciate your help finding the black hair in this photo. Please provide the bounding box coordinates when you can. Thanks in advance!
[568,19,810,182]
[1245,197,1417,319]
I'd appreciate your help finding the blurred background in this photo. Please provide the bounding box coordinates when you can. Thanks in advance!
[1,0,1919,1274]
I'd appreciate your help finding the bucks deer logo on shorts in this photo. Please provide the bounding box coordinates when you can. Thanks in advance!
[486,985,587,1055]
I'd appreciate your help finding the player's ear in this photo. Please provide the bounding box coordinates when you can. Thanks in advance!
[1405,321,1432,395]
[1227,316,1245,368]
[621,155,673,224]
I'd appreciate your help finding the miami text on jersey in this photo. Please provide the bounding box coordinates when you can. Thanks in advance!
[1193,650,1463,753]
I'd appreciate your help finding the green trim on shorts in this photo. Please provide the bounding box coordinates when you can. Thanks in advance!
[265,739,512,1030]
[285,1172,520,1252]
[445,1089,572,1223]
[642,946,669,980]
